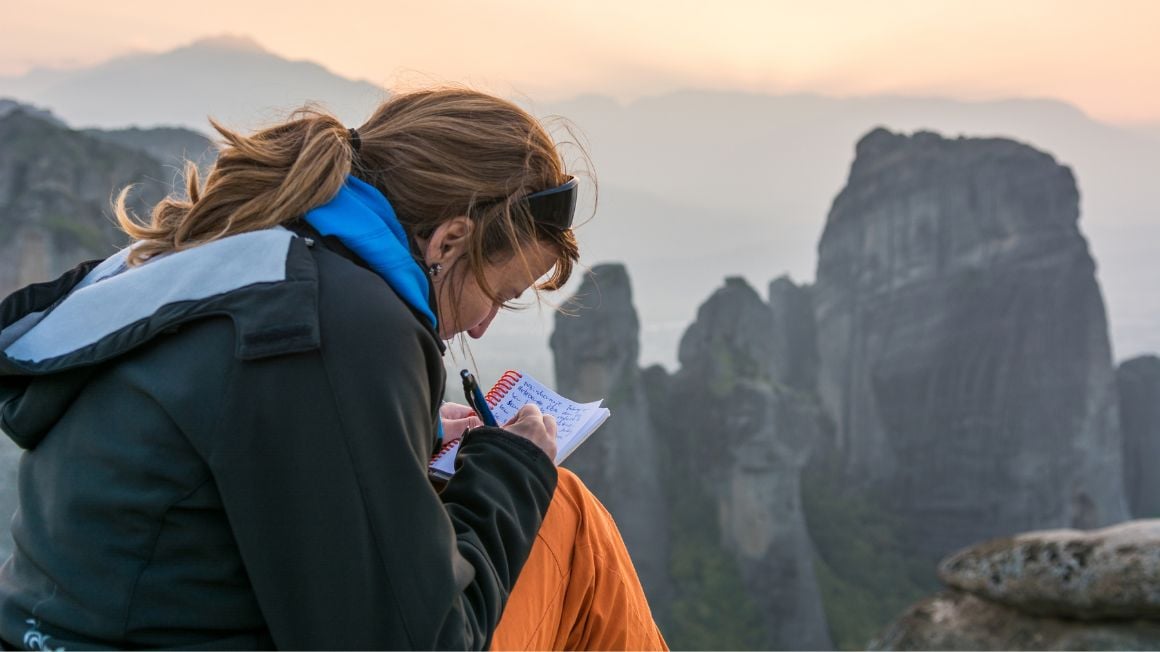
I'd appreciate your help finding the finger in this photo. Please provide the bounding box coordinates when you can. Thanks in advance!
[543,414,557,440]
[516,403,543,419]
[503,403,543,427]
[440,402,476,419]
[442,416,482,441]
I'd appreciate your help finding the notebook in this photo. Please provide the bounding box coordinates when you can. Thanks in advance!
[429,370,610,480]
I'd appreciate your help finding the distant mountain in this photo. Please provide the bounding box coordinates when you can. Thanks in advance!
[0,111,173,296]
[548,90,1156,227]
[4,38,1155,365]
[0,98,64,126]
[82,126,216,178]
[0,35,386,131]
[543,91,1160,365]
[0,100,214,174]
[471,90,1160,377]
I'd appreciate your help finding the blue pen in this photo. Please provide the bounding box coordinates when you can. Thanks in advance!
[461,369,498,427]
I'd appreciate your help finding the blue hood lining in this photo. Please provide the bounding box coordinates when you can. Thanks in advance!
[304,176,437,330]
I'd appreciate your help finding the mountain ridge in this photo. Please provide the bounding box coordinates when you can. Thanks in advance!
[0,36,385,130]
[2,38,1155,366]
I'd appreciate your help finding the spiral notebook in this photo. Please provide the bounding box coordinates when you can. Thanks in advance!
[429,370,610,480]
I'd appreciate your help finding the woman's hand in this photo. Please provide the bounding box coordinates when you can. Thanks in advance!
[502,403,557,462]
[442,401,557,462]
[440,402,482,445]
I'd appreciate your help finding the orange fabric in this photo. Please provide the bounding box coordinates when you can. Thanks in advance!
[491,468,668,651]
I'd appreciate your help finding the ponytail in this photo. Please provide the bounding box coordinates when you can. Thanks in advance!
[115,109,354,265]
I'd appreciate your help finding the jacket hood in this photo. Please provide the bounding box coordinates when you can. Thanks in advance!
[0,228,321,449]
[303,175,438,330]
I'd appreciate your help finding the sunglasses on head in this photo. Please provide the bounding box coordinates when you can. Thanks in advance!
[523,176,578,232]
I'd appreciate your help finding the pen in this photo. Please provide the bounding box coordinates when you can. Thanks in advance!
[461,369,498,428]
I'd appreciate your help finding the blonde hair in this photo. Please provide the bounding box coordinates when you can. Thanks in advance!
[115,88,581,314]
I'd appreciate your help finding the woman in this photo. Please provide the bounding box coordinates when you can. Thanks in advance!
[0,89,665,649]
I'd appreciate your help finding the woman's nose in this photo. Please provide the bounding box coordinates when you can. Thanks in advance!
[467,303,501,339]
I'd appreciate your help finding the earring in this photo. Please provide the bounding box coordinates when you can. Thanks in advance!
[427,263,443,278]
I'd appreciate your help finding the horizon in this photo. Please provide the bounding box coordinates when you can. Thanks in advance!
[1,5,1158,370]
[2,0,1158,127]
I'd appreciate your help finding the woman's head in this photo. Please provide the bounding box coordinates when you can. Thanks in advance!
[116,88,583,339]
[352,89,580,339]
[419,224,562,339]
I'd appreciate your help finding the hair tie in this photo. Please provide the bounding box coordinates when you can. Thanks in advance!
[348,127,362,153]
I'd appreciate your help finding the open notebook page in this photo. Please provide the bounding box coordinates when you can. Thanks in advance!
[430,371,610,478]
[487,373,608,460]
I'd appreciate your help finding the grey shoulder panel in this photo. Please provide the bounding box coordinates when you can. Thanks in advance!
[2,229,319,372]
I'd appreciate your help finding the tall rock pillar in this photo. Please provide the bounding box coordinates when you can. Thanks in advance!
[1118,355,1160,517]
[813,128,1129,557]
[550,264,671,609]
[666,276,833,649]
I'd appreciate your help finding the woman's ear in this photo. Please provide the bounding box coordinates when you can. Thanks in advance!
[422,216,474,267]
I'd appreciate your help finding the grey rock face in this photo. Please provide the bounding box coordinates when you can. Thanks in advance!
[0,99,64,126]
[1118,356,1160,518]
[82,126,216,178]
[550,264,671,609]
[872,590,1160,651]
[678,277,777,392]
[0,111,170,297]
[813,128,1128,557]
[768,276,819,392]
[668,276,833,650]
[938,520,1160,619]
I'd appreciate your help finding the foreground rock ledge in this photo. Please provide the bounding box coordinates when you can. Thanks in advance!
[870,590,1160,651]
[938,519,1160,619]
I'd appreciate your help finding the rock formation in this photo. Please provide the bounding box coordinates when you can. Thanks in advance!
[0,109,172,297]
[873,590,1160,651]
[813,128,1128,558]
[662,277,833,650]
[767,276,819,393]
[874,520,1160,650]
[83,126,216,177]
[1118,356,1160,518]
[550,264,671,610]
[0,98,64,126]
[552,271,834,648]
[938,520,1160,619]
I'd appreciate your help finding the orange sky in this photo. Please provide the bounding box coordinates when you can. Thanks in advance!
[2,0,1158,125]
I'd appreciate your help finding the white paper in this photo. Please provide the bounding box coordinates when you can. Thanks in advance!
[429,371,610,478]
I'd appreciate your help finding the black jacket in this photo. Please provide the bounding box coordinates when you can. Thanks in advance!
[0,226,557,649]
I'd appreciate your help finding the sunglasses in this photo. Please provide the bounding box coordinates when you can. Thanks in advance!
[523,176,578,232]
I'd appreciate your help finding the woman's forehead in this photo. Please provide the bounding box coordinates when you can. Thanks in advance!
[495,241,558,284]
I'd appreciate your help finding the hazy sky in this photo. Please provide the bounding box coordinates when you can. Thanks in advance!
[2,0,1158,125]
